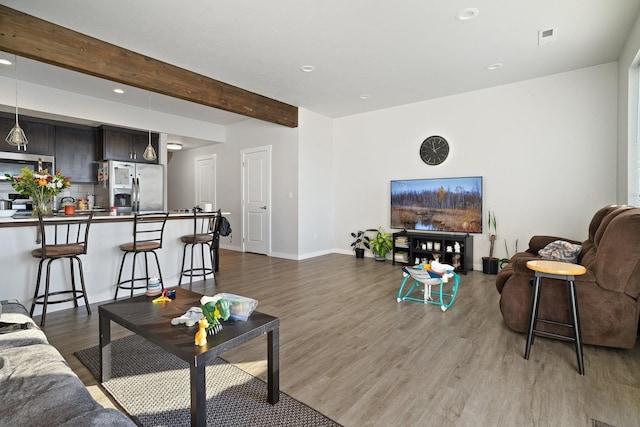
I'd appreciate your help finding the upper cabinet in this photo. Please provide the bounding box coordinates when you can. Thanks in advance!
[98,125,159,164]
[55,125,98,183]
[0,113,55,156]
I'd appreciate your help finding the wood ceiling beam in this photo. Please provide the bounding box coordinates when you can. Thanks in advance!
[0,5,298,127]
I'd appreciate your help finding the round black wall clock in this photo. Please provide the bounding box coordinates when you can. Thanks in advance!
[420,135,449,165]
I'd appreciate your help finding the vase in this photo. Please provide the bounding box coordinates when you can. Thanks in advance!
[32,194,53,216]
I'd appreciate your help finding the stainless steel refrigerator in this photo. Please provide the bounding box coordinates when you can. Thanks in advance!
[97,160,164,213]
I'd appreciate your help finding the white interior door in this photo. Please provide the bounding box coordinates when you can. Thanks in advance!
[194,155,216,210]
[242,146,271,255]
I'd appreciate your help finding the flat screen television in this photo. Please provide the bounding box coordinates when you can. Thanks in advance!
[390,176,483,233]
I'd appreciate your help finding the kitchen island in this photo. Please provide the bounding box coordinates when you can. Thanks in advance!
[0,212,228,316]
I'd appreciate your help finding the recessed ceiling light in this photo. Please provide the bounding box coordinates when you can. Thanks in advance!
[0,59,12,66]
[113,88,125,94]
[456,8,479,21]
[360,94,371,100]
[486,63,503,71]
[300,65,316,73]
[167,142,183,150]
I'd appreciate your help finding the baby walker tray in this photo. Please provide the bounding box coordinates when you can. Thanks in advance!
[397,264,460,311]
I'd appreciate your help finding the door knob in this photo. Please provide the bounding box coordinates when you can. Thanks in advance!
[259,206,267,210]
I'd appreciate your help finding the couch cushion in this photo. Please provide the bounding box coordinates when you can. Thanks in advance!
[0,302,135,426]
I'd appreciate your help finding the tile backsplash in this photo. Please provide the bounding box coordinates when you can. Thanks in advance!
[0,181,98,209]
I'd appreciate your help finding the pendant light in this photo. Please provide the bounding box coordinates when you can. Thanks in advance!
[143,94,157,161]
[5,56,28,151]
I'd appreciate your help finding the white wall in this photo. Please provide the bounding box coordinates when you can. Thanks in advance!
[298,109,334,259]
[618,12,640,205]
[167,118,300,257]
[332,63,618,269]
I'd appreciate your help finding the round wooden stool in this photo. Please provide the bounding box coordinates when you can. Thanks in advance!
[525,260,587,375]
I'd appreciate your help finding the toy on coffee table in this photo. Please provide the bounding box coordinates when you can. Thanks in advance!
[194,317,209,346]
[200,295,230,335]
[397,259,460,311]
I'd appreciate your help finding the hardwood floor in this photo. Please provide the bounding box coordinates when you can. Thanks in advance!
[39,250,640,426]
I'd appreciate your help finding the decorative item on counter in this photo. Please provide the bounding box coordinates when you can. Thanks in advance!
[200,295,230,335]
[77,199,88,210]
[4,167,71,216]
[194,317,209,346]
[86,193,94,210]
[110,206,118,216]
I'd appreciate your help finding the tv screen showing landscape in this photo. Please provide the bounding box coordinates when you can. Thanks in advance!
[390,176,483,233]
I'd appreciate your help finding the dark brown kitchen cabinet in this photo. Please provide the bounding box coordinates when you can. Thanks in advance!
[98,125,159,164]
[55,125,97,183]
[0,113,55,155]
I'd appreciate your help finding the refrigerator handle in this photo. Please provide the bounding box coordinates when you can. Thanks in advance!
[135,177,140,212]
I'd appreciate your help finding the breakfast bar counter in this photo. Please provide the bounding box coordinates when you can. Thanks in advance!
[0,212,229,317]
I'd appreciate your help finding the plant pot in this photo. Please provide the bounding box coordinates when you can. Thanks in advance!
[355,248,365,259]
[482,257,499,275]
[373,252,386,262]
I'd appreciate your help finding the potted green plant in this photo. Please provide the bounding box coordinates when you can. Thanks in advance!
[350,230,371,259]
[482,210,499,274]
[368,227,393,261]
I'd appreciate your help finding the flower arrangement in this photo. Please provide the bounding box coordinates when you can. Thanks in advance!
[5,167,71,215]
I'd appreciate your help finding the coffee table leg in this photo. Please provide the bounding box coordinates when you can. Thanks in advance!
[99,311,111,382]
[267,327,280,404]
[190,361,206,427]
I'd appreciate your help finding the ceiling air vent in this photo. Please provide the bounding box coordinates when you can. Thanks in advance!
[538,28,557,45]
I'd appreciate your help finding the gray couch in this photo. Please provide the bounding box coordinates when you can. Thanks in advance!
[0,302,134,426]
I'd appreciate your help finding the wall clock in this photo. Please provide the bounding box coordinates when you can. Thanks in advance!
[420,135,449,165]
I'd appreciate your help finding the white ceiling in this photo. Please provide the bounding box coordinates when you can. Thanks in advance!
[0,0,639,146]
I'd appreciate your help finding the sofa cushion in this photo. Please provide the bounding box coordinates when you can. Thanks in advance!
[538,240,582,263]
[0,303,135,426]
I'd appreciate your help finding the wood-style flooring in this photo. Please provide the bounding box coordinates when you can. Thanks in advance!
[39,250,640,426]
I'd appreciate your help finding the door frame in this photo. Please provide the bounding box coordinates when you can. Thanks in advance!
[241,146,272,255]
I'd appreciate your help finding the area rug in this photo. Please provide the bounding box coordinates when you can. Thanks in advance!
[75,334,341,427]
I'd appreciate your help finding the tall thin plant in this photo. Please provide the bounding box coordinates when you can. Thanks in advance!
[487,210,497,259]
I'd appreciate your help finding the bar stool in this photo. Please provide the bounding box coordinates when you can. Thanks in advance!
[178,209,221,290]
[30,212,93,327]
[114,212,169,300]
[524,260,587,375]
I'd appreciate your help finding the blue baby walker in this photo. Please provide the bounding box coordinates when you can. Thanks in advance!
[397,263,460,311]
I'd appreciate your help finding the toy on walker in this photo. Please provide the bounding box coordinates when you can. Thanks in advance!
[397,259,460,311]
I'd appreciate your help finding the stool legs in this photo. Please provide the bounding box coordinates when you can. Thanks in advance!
[568,280,584,375]
[524,276,542,360]
[115,250,164,300]
[524,273,584,375]
[30,256,91,327]
[178,242,216,291]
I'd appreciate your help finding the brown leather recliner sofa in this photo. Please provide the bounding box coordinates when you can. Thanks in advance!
[495,205,640,349]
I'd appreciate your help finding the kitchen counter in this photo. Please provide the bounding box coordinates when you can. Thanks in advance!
[0,210,231,316]
[0,211,228,228]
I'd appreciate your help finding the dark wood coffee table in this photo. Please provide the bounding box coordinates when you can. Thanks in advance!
[99,287,280,426]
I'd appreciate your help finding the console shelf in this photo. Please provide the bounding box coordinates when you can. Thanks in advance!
[392,231,473,274]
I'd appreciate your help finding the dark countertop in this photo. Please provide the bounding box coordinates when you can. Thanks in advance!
[0,211,227,228]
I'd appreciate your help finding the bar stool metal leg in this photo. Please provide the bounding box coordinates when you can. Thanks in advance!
[524,275,542,360]
[568,279,584,375]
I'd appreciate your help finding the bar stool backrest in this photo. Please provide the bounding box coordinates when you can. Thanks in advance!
[36,212,93,258]
[132,212,169,250]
